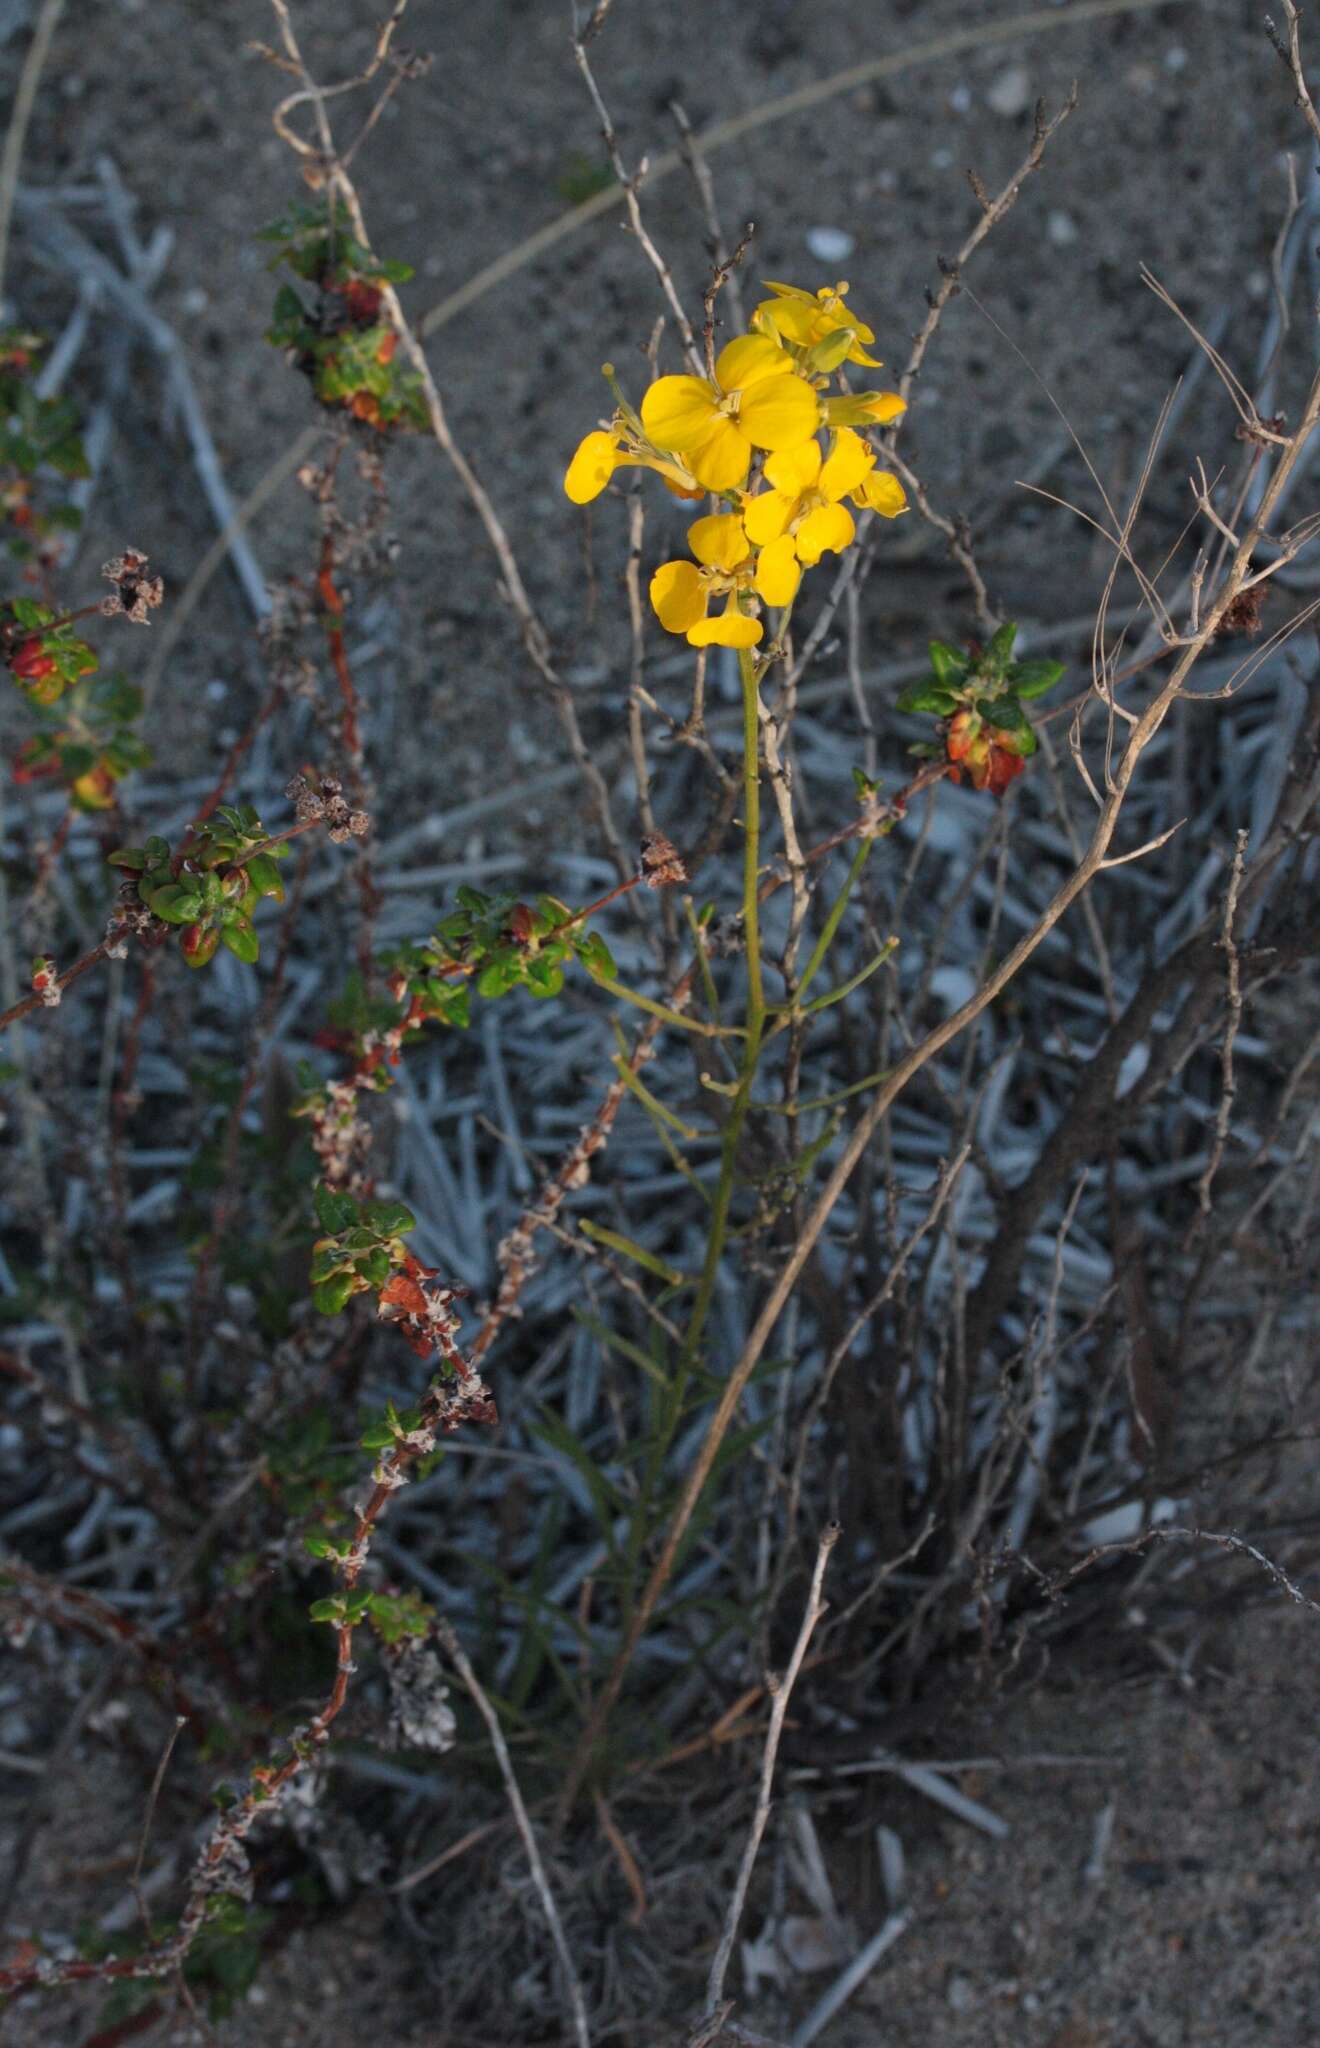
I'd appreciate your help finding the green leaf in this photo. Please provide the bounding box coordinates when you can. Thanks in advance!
[308,1597,344,1624]
[1009,657,1065,700]
[986,620,1018,666]
[897,680,960,717]
[312,1272,357,1314]
[358,1247,391,1289]
[362,1199,415,1238]
[360,1420,397,1451]
[574,930,617,981]
[106,845,147,871]
[476,951,521,1000]
[984,694,1029,732]
[147,884,203,924]
[928,640,968,686]
[220,921,260,964]
[246,853,284,901]
[313,1183,358,1236]
[9,597,48,629]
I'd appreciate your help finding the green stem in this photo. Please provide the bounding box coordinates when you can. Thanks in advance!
[593,975,742,1038]
[673,649,768,1375]
[794,839,872,1005]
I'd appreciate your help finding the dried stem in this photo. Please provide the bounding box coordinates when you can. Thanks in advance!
[439,1619,592,2048]
[698,1523,840,2027]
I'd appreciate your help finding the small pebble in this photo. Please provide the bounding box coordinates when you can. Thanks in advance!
[947,1974,975,2013]
[949,84,972,114]
[805,225,855,263]
[181,287,209,315]
[1047,209,1079,247]
[1164,44,1188,71]
[986,64,1031,118]
[930,147,953,169]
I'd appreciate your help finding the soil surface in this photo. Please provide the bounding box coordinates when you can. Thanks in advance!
[2,1,1317,2043]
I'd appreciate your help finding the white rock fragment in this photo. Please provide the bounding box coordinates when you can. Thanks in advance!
[986,64,1031,118]
[1047,209,1079,247]
[805,225,855,264]
[949,84,972,114]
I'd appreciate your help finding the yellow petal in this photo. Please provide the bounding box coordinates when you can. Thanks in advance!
[687,418,753,491]
[753,295,818,347]
[824,390,907,429]
[795,502,856,565]
[855,469,908,518]
[742,487,795,546]
[714,332,793,392]
[738,373,820,453]
[650,559,706,634]
[763,440,821,496]
[641,375,717,452]
[759,280,814,304]
[689,602,763,649]
[564,431,619,505]
[856,390,907,424]
[820,427,873,502]
[753,534,801,607]
[688,512,751,572]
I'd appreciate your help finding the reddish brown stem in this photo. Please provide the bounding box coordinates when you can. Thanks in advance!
[0,937,114,1035]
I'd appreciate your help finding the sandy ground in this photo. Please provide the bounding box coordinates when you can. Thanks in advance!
[2,1,1318,2042]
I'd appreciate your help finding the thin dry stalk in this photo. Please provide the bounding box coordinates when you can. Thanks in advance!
[438,1619,592,2048]
[570,5,704,374]
[0,0,65,301]
[698,1523,841,2027]
[1194,827,1249,1217]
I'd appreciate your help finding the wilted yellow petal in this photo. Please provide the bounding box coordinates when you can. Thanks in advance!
[763,440,821,496]
[795,502,855,565]
[739,373,820,453]
[564,431,619,504]
[687,418,753,491]
[855,469,908,518]
[856,390,906,424]
[753,534,801,607]
[689,602,763,649]
[824,390,907,429]
[650,559,706,634]
[641,375,717,451]
[820,427,873,502]
[742,488,795,547]
[714,332,793,392]
[688,513,751,572]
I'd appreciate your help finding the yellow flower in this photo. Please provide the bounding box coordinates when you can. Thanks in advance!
[648,512,801,647]
[753,279,883,369]
[564,428,704,506]
[640,336,820,493]
[742,427,906,567]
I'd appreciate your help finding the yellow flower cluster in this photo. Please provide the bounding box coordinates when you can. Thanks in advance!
[565,282,909,649]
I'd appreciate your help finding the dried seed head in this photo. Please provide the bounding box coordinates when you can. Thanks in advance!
[639,831,687,888]
[101,549,164,624]
[1217,588,1264,638]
